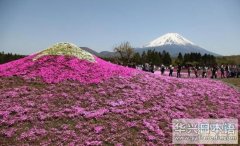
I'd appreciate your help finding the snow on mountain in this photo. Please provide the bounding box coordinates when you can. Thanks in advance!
[144,33,194,47]
[136,33,219,56]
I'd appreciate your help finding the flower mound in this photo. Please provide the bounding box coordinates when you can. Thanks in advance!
[0,43,136,84]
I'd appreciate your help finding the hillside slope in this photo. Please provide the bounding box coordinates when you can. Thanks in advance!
[0,43,239,145]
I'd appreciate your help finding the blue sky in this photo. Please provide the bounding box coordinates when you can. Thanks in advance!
[0,0,240,55]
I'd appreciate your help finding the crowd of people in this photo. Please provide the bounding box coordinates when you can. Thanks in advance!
[136,63,240,79]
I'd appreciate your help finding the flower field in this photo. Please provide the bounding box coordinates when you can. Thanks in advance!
[0,43,239,145]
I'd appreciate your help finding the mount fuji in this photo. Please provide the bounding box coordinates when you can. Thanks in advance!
[136,33,219,56]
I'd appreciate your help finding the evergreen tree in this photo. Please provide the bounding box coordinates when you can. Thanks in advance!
[175,52,183,65]
[132,52,141,65]
[0,52,25,64]
[141,51,147,64]
[162,51,172,65]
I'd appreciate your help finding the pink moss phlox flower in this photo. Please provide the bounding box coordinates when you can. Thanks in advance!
[94,126,104,134]
[0,55,137,84]
[84,108,109,118]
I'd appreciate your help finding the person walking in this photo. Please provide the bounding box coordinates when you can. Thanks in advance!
[194,66,198,78]
[145,63,150,72]
[220,65,225,78]
[160,64,165,75]
[211,65,218,79]
[237,67,240,78]
[177,64,181,78]
[150,63,154,73]
[187,66,192,78]
[225,64,230,78]
[202,66,208,78]
[169,65,174,76]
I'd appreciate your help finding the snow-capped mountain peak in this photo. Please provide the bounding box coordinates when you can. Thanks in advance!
[144,33,194,47]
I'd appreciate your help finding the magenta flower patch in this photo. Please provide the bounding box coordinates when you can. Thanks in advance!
[0,44,239,145]
[0,55,137,84]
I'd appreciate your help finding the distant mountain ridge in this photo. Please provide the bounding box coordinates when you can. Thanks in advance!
[80,47,116,58]
[137,33,219,57]
[81,33,219,57]
[80,47,101,56]
[135,44,219,57]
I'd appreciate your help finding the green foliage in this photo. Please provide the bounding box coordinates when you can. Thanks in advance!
[132,52,141,65]
[133,50,172,66]
[162,51,172,66]
[216,55,240,65]
[182,53,216,66]
[0,51,25,64]
[113,43,172,66]
[175,52,183,65]
[105,48,172,66]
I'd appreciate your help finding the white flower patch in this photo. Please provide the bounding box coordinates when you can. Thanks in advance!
[33,42,95,62]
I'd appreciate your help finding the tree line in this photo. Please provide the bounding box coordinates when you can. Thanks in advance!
[132,50,172,66]
[175,52,217,66]
[106,42,217,67]
[0,52,26,64]
[106,42,172,66]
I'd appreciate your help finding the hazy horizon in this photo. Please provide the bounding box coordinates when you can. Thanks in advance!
[0,0,240,56]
